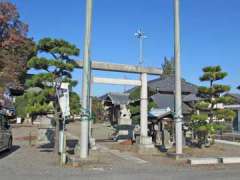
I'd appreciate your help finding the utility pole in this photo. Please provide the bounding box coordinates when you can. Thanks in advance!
[174,0,183,155]
[80,0,93,159]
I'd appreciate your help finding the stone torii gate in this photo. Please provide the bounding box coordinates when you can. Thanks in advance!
[80,0,183,159]
[77,60,162,150]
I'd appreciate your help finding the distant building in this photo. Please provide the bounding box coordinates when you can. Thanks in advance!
[99,92,130,125]
[99,76,240,133]
[224,93,240,132]
[127,75,199,121]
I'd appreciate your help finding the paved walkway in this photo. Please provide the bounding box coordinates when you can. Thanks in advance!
[65,131,148,165]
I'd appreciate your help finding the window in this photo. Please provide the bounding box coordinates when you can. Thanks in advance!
[0,114,8,130]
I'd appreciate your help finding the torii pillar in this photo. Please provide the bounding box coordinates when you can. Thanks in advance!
[140,73,154,147]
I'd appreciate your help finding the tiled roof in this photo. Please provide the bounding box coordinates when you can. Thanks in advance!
[126,75,198,94]
[226,93,240,104]
[151,93,192,114]
[99,92,129,105]
[148,76,198,94]
[183,93,202,102]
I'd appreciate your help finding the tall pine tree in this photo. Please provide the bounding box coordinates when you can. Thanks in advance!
[27,38,79,115]
[191,66,235,146]
[27,38,79,152]
[161,57,175,77]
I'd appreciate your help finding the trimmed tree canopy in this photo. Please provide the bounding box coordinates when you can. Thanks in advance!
[191,66,235,136]
[26,38,80,116]
[161,57,175,76]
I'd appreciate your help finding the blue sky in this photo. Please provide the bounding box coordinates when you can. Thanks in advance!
[11,0,240,96]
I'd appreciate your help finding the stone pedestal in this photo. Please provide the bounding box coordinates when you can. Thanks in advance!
[38,128,54,144]
[138,136,158,155]
[116,105,133,141]
[37,115,55,145]
[90,137,97,150]
[139,136,154,148]
[167,152,186,160]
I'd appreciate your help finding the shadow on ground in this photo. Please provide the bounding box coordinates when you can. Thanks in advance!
[37,139,79,154]
[38,142,55,153]
[95,139,114,143]
[0,145,20,159]
[66,139,78,154]
[38,143,54,149]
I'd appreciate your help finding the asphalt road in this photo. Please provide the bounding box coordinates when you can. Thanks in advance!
[1,146,240,180]
[1,125,240,180]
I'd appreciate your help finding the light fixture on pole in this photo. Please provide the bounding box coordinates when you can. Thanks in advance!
[134,29,147,66]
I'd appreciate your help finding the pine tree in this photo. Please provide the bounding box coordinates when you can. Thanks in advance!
[27,37,79,152]
[91,97,105,123]
[161,57,175,76]
[27,38,79,114]
[69,92,81,115]
[191,66,235,146]
[128,87,157,124]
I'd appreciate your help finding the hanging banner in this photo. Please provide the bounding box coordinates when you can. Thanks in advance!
[59,83,70,117]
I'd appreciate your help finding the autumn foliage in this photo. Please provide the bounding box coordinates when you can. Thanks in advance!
[0,2,35,103]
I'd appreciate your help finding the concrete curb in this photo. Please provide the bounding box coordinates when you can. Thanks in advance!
[215,139,240,146]
[221,157,240,164]
[188,158,220,165]
[188,157,240,165]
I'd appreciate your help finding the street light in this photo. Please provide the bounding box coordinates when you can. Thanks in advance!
[134,29,147,66]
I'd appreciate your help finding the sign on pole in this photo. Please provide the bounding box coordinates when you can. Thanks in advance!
[59,83,70,117]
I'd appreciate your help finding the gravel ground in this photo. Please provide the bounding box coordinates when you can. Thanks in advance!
[1,123,240,180]
[67,121,114,141]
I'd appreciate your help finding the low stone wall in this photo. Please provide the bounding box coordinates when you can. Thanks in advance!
[37,115,55,145]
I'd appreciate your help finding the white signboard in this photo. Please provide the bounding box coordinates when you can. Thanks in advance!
[59,83,70,117]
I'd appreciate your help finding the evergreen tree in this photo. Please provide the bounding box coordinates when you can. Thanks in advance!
[15,90,81,118]
[191,66,235,146]
[69,92,81,115]
[27,38,79,116]
[161,57,175,76]
[27,38,79,152]
[128,87,157,124]
[91,97,105,123]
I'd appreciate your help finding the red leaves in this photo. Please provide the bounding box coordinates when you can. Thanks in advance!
[0,2,28,48]
[0,2,35,100]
